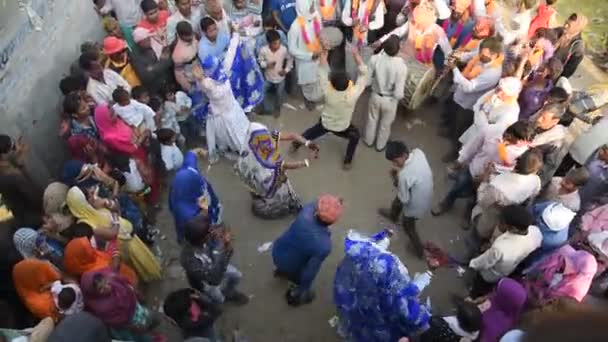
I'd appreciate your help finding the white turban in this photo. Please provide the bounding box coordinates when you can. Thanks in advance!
[498,77,523,97]
[542,202,576,231]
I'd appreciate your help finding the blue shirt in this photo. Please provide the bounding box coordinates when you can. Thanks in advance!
[272,202,332,293]
[198,30,231,61]
[270,0,297,31]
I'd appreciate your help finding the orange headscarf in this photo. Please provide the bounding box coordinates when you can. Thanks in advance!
[63,237,138,286]
[12,259,61,321]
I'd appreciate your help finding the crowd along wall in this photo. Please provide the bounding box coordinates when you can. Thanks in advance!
[0,0,104,185]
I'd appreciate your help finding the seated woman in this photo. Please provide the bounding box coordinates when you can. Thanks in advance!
[63,236,138,286]
[477,278,527,342]
[12,259,61,321]
[521,244,597,305]
[65,186,161,282]
[334,230,431,341]
[12,227,64,269]
[94,104,140,156]
[169,149,222,243]
[80,268,162,341]
[43,182,76,236]
[234,122,319,219]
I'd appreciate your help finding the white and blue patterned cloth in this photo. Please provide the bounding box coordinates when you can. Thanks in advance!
[334,230,431,342]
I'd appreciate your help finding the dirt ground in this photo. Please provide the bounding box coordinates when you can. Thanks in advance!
[146,51,606,341]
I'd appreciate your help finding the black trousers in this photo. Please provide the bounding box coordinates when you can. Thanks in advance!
[389,197,425,258]
[442,96,474,142]
[301,120,360,163]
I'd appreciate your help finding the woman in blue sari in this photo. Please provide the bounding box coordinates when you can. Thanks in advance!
[169,149,222,243]
[197,16,264,119]
[334,230,432,342]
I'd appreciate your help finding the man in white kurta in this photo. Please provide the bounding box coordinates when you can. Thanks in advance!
[459,77,522,146]
[364,35,408,151]
[288,0,324,109]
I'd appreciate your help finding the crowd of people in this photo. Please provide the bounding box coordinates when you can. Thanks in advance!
[1,0,608,341]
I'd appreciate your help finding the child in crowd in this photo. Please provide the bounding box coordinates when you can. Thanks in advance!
[163,85,195,143]
[109,153,153,202]
[148,96,165,132]
[132,85,151,104]
[111,87,157,141]
[258,29,293,116]
[50,280,84,317]
[157,128,184,172]
[255,17,287,55]
[229,0,263,40]
[540,167,589,212]
[155,86,186,147]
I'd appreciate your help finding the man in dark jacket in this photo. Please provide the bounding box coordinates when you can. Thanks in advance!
[132,26,174,94]
[272,194,343,306]
[180,214,248,305]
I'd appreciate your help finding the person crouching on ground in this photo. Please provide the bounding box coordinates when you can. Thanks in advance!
[272,194,343,306]
[292,47,368,170]
[379,141,434,258]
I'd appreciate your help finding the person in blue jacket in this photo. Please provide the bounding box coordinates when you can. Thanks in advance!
[525,201,576,266]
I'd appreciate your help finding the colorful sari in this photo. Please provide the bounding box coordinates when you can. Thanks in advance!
[12,259,61,321]
[94,104,138,155]
[63,237,138,286]
[234,122,301,219]
[169,151,222,242]
[334,231,431,342]
[66,186,161,282]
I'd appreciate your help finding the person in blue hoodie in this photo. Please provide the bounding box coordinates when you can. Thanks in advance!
[525,201,576,266]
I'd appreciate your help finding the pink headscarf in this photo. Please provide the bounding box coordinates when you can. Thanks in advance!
[80,268,137,327]
[528,245,597,303]
[93,104,137,155]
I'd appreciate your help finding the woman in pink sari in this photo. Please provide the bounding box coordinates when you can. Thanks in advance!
[522,245,597,305]
[94,104,139,156]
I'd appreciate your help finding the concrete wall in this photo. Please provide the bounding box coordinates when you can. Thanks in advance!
[0,0,104,185]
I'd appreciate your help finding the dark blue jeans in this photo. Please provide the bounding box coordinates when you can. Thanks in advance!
[443,167,475,208]
[262,80,286,114]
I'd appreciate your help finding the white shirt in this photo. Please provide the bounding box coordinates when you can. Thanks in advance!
[452,57,502,110]
[86,69,131,106]
[161,143,184,171]
[257,45,294,83]
[368,52,408,100]
[167,10,203,45]
[543,177,582,212]
[124,159,146,193]
[470,225,542,282]
[458,129,529,178]
[569,117,608,164]
[460,90,520,145]
[397,149,434,219]
[113,100,157,131]
[108,0,143,27]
